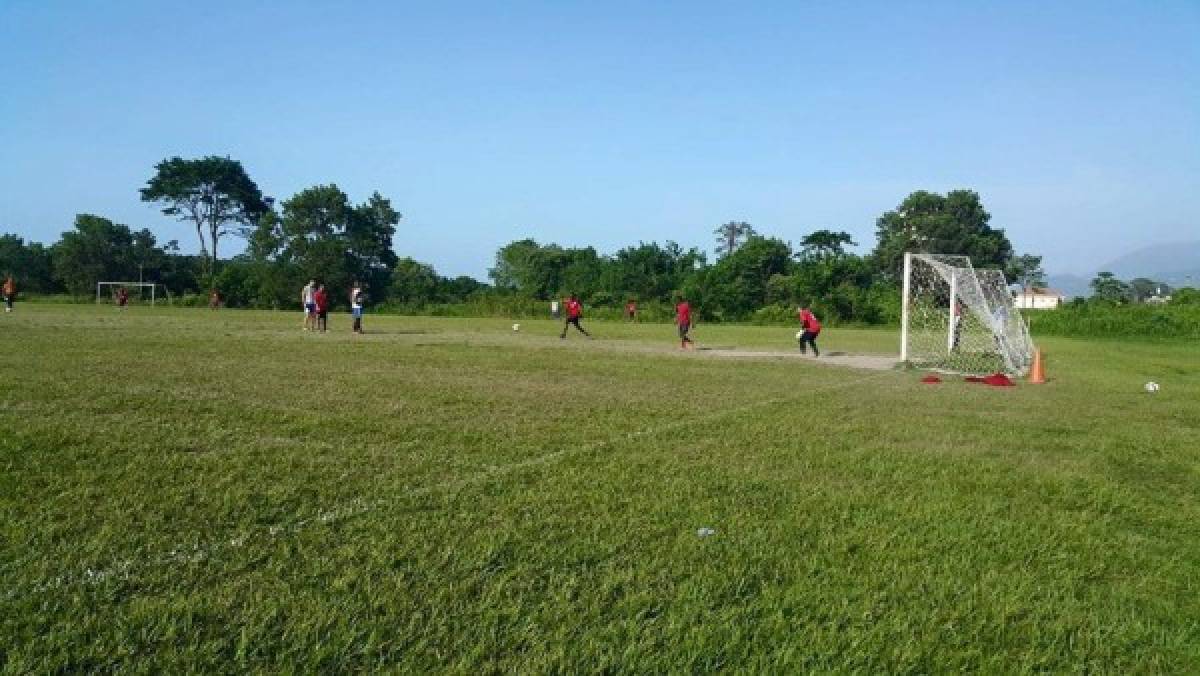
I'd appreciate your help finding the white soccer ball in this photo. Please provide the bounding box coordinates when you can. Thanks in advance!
[1144,381,1160,393]
[512,323,520,332]
[795,331,804,340]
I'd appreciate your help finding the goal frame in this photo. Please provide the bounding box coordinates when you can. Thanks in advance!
[899,252,1035,376]
[96,282,162,306]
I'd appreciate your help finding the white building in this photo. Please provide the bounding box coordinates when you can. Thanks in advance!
[1014,288,1064,310]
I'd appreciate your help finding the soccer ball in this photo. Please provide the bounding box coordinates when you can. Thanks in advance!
[1144,381,1160,393]
[512,323,520,332]
[795,331,803,340]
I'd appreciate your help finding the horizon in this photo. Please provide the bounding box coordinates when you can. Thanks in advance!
[2,1,1197,280]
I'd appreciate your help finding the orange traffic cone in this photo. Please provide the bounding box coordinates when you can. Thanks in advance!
[1028,348,1045,384]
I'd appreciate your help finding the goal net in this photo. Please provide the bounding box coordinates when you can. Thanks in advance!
[96,282,163,305]
[901,253,1035,376]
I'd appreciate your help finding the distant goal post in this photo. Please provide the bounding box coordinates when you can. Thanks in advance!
[96,282,166,306]
[900,252,1035,376]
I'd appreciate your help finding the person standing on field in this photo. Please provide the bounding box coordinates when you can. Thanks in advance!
[350,282,365,334]
[209,288,221,310]
[559,293,591,339]
[116,286,129,310]
[625,299,638,321]
[797,303,821,357]
[301,279,317,331]
[3,275,15,313]
[675,295,694,349]
[314,284,329,332]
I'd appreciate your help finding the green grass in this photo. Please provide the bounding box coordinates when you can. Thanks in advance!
[2,305,1198,672]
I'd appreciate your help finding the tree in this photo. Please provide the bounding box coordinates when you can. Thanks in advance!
[1089,271,1130,303]
[0,235,57,293]
[140,156,269,278]
[713,221,757,258]
[275,185,400,303]
[51,214,139,295]
[703,235,793,319]
[872,190,1013,279]
[798,230,856,260]
[389,257,440,304]
[1008,253,1046,298]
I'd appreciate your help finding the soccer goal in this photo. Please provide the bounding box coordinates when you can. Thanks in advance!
[900,253,1035,376]
[96,282,163,306]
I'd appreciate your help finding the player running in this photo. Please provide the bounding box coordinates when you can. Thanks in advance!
[675,295,694,349]
[559,294,591,340]
[797,303,821,357]
[3,275,15,313]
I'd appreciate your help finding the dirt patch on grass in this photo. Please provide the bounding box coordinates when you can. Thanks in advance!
[696,348,900,371]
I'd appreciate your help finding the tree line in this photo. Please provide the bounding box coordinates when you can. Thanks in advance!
[7,153,1185,322]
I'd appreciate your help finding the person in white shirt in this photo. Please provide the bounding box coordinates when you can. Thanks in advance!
[350,282,365,334]
[301,280,317,331]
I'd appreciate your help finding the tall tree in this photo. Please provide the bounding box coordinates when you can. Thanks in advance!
[276,184,399,301]
[1089,271,1130,303]
[798,230,856,260]
[872,190,1013,279]
[713,221,757,258]
[1008,253,1046,298]
[140,156,269,278]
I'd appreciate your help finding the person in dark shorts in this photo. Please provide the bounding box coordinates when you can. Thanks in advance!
[625,299,638,321]
[350,282,365,334]
[675,295,694,349]
[797,303,821,357]
[314,283,329,332]
[559,294,591,339]
[116,286,129,309]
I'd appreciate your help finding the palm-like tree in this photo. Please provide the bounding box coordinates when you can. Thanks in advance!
[713,221,756,257]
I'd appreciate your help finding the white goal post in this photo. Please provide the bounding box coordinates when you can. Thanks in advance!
[96,282,163,305]
[900,253,1035,376]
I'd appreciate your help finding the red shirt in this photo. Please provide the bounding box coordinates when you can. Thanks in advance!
[798,309,821,333]
[314,289,329,312]
[566,299,582,319]
[676,302,691,325]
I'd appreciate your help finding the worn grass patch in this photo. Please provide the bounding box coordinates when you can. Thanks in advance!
[2,306,1198,671]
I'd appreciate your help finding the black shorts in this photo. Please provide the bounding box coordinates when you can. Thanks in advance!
[318,310,328,320]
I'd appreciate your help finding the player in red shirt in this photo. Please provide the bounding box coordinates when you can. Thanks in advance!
[313,284,329,332]
[559,294,591,339]
[797,303,821,357]
[675,295,694,349]
[625,299,637,321]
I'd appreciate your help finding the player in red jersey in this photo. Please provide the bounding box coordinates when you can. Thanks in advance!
[559,294,591,339]
[313,284,329,332]
[797,303,821,357]
[675,295,694,349]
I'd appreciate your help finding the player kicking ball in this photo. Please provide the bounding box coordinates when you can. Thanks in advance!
[559,294,591,340]
[797,303,821,357]
[675,295,694,349]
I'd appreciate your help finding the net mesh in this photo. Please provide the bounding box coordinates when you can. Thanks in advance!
[903,254,1034,376]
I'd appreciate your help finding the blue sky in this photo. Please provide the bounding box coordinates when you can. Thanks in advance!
[1,0,1196,278]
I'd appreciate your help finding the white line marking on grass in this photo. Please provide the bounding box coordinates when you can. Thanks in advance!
[8,371,893,599]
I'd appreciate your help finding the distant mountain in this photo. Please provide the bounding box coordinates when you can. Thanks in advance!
[1044,273,1091,298]
[1100,241,1200,288]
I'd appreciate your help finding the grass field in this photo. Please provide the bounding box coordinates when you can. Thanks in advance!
[3,305,1198,672]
